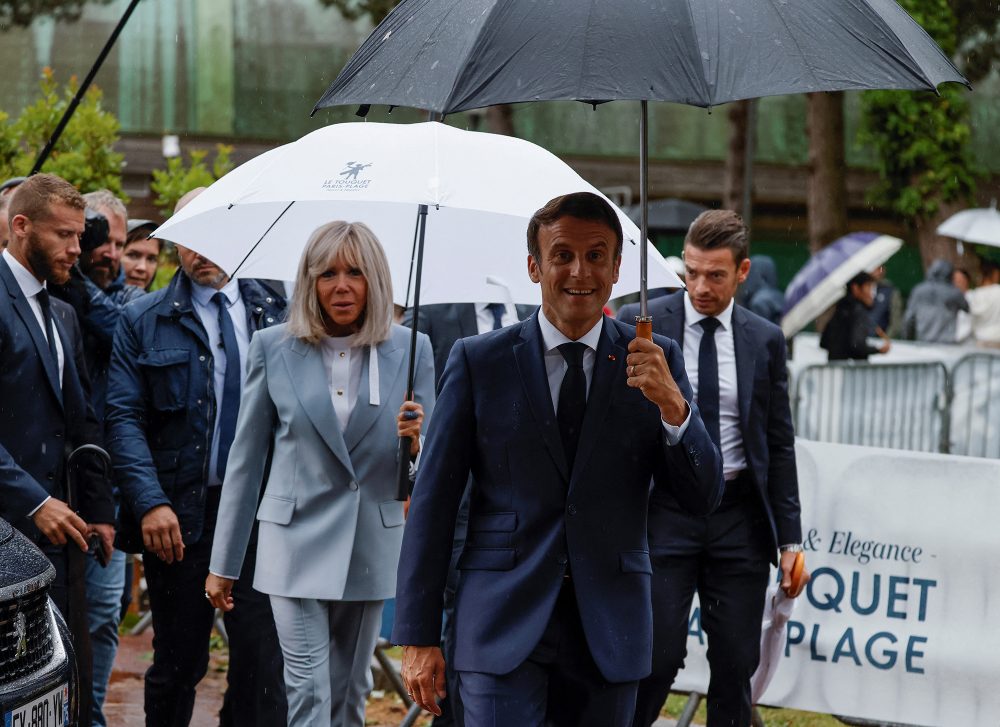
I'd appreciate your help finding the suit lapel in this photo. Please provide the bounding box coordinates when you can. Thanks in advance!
[0,259,63,407]
[658,293,686,346]
[731,306,756,434]
[281,339,355,477]
[513,315,569,481]
[344,338,404,452]
[571,319,628,484]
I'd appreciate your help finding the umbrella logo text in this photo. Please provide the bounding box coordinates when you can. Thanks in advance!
[323,162,374,191]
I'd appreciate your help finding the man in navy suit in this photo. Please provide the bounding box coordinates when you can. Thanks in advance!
[618,210,807,727]
[394,192,723,727]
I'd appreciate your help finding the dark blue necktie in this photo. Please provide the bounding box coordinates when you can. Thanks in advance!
[486,302,505,330]
[213,292,241,481]
[36,288,59,364]
[697,317,722,450]
[557,342,587,470]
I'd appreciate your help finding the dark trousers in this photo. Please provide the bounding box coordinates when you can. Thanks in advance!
[633,480,772,727]
[459,580,638,727]
[142,487,287,727]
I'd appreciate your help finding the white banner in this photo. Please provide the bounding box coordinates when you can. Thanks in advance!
[672,439,1000,726]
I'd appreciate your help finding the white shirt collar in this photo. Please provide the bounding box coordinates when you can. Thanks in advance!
[2,249,45,298]
[191,277,239,308]
[683,292,734,331]
[537,308,604,354]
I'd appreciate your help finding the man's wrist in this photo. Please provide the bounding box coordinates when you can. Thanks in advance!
[658,398,689,426]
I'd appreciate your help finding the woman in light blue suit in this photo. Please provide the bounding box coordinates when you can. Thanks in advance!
[204,221,434,727]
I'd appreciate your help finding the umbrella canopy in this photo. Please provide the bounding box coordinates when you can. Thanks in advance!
[936,205,1000,247]
[750,581,797,704]
[314,0,968,114]
[624,198,707,235]
[781,232,903,338]
[152,121,681,306]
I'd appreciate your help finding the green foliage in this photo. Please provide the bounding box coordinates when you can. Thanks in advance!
[859,0,976,221]
[0,0,112,31]
[951,0,1000,83]
[0,69,125,196]
[150,145,234,217]
[318,0,399,24]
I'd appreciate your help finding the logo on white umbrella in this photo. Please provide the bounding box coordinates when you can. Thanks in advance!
[323,162,373,191]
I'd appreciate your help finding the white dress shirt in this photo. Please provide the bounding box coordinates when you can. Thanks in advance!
[2,249,65,383]
[682,294,747,480]
[537,310,689,444]
[475,302,518,334]
[320,334,364,430]
[190,278,249,487]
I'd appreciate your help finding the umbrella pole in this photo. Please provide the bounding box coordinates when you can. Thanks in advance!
[636,100,653,340]
[397,204,429,501]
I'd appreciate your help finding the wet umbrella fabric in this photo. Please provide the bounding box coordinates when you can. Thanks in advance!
[936,205,1000,248]
[781,232,903,338]
[314,0,968,113]
[151,121,682,305]
[314,0,967,319]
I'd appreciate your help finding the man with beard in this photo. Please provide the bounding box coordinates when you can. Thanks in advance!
[106,188,288,727]
[0,173,116,720]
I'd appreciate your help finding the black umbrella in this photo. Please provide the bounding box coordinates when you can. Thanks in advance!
[314,0,969,335]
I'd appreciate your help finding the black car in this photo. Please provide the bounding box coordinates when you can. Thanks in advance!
[0,517,77,727]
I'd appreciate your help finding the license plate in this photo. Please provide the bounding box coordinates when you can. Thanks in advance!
[3,683,69,727]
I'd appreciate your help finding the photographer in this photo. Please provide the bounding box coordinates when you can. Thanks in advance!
[49,189,143,727]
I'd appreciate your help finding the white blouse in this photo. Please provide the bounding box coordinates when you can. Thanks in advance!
[319,334,380,430]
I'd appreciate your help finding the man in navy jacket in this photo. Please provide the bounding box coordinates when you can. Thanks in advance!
[618,210,806,727]
[395,192,723,727]
[105,189,287,727]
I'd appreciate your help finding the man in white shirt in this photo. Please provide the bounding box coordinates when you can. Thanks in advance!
[619,210,807,727]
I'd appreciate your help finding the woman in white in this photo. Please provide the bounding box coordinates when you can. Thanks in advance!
[205,221,434,727]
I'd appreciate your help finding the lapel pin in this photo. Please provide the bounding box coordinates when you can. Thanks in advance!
[608,354,616,361]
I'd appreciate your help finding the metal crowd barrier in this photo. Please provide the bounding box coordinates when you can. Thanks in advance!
[793,362,950,453]
[948,353,1000,458]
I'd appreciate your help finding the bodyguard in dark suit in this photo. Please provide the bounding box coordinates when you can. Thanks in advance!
[105,189,287,727]
[1,175,116,724]
[618,210,807,727]
[395,192,723,727]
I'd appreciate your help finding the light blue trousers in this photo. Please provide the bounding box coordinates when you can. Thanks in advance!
[268,596,383,727]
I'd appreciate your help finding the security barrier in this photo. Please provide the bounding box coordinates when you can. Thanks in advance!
[793,352,1000,458]
[793,362,950,453]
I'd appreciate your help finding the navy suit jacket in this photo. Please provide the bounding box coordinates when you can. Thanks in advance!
[392,313,723,682]
[403,302,536,386]
[618,292,802,557]
[0,256,112,541]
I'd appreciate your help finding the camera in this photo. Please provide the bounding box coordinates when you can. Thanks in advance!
[80,208,110,253]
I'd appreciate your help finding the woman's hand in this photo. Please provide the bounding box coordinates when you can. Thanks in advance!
[205,573,236,612]
[398,401,425,458]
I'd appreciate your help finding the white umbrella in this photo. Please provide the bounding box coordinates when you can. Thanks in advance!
[936,203,1000,248]
[152,121,681,306]
[750,581,797,704]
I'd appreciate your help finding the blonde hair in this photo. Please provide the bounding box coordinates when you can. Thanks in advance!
[287,221,393,346]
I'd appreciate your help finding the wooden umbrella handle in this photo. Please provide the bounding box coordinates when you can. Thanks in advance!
[635,316,653,341]
[789,551,807,594]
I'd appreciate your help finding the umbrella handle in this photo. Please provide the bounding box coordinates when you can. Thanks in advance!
[635,316,653,341]
[789,551,807,594]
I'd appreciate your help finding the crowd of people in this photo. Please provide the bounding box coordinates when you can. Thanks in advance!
[0,168,996,727]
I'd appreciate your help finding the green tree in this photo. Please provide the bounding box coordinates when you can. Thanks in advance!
[0,69,125,196]
[0,0,111,30]
[150,145,233,217]
[860,0,976,267]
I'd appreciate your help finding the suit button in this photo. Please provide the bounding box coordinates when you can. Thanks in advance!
[195,444,202,451]
[199,355,206,362]
[348,480,359,491]
[54,432,62,439]
[567,504,577,515]
[557,554,568,565]
[46,472,54,481]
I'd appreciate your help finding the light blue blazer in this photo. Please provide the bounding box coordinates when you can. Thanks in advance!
[210,322,435,601]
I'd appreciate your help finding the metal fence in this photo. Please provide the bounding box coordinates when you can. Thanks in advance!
[793,352,1000,458]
